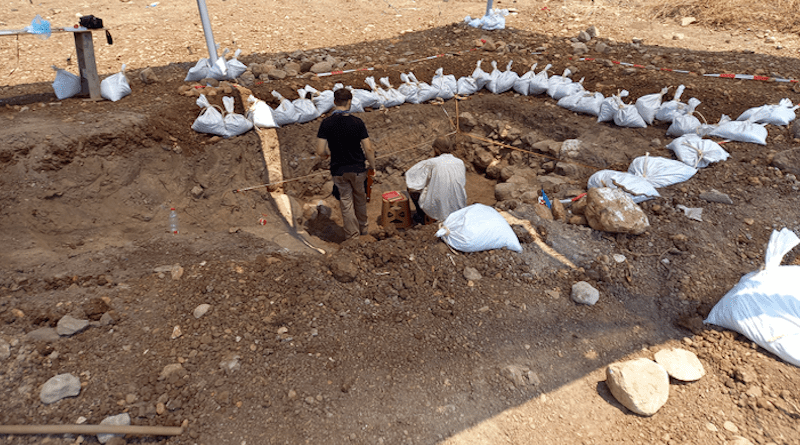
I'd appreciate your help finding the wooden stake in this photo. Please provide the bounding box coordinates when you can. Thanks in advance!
[0,424,182,436]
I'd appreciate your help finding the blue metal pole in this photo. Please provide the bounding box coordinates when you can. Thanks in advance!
[485,0,493,16]
[196,0,218,63]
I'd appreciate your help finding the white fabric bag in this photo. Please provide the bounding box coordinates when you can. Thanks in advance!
[598,90,628,123]
[398,73,420,102]
[350,87,379,110]
[613,102,647,128]
[546,68,573,99]
[486,61,519,94]
[184,58,211,82]
[666,113,702,137]
[513,63,537,96]
[270,90,299,127]
[406,72,438,104]
[587,170,660,203]
[306,85,334,115]
[51,66,82,100]
[405,154,467,222]
[379,78,406,107]
[528,64,552,96]
[208,49,231,80]
[708,114,768,145]
[655,85,701,123]
[457,75,480,96]
[246,95,278,128]
[464,9,509,30]
[436,204,522,253]
[431,68,457,100]
[293,89,321,123]
[191,94,226,136]
[558,91,604,116]
[737,98,798,126]
[705,228,800,368]
[100,64,132,102]
[364,77,387,109]
[470,60,492,91]
[627,153,697,188]
[635,87,669,125]
[225,49,248,80]
[221,96,253,137]
[666,134,730,168]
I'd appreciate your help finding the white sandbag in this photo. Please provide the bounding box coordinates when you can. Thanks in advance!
[457,75,480,96]
[293,88,321,123]
[546,68,574,99]
[598,90,628,123]
[666,113,702,137]
[379,77,406,107]
[666,134,730,168]
[208,49,231,80]
[270,90,299,126]
[557,91,604,116]
[550,77,584,101]
[737,98,798,126]
[191,94,226,136]
[350,87,379,110]
[471,60,492,91]
[708,114,768,145]
[628,153,697,188]
[705,228,800,368]
[225,49,248,80]
[587,170,660,203]
[405,154,467,222]
[364,77,387,109]
[184,58,211,82]
[464,9,509,31]
[486,61,519,94]
[398,73,420,102]
[655,85,701,123]
[635,87,669,125]
[406,72,438,104]
[528,64,552,96]
[51,65,81,100]
[221,96,253,137]
[613,103,647,128]
[100,64,132,102]
[512,63,537,96]
[306,85,334,115]
[436,204,522,253]
[431,68,457,100]
[246,95,278,128]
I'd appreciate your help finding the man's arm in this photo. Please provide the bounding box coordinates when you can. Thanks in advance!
[316,138,329,159]
[361,138,376,171]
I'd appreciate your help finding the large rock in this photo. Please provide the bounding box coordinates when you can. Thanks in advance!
[57,315,90,336]
[40,373,81,404]
[25,327,60,343]
[585,188,649,235]
[98,413,131,444]
[472,147,495,170]
[495,182,522,201]
[571,281,600,305]
[606,358,670,416]
[310,61,334,74]
[654,348,705,382]
[772,147,800,176]
[330,259,358,283]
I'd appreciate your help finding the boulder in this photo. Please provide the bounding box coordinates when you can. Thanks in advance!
[495,182,522,201]
[578,31,592,43]
[571,281,599,305]
[533,203,553,221]
[585,188,649,235]
[606,358,670,416]
[532,139,562,156]
[40,373,81,404]
[654,348,705,382]
[472,147,495,170]
[772,147,800,176]
[310,61,334,74]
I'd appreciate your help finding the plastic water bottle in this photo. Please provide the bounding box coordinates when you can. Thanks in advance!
[169,208,179,234]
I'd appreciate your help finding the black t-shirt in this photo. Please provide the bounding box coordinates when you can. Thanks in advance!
[317,112,369,177]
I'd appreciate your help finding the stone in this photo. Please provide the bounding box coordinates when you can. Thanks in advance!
[595,42,610,54]
[139,67,159,84]
[578,31,591,43]
[40,373,81,404]
[500,365,527,388]
[473,148,495,170]
[681,17,697,26]
[56,315,90,336]
[310,61,334,74]
[538,175,574,192]
[99,312,115,326]
[193,303,211,319]
[654,348,705,381]
[772,148,800,176]
[463,267,482,281]
[300,61,314,73]
[267,69,287,80]
[220,354,241,375]
[533,203,553,221]
[571,196,587,215]
[723,421,739,433]
[458,112,477,131]
[98,413,131,444]
[237,71,255,87]
[495,182,522,202]
[792,121,800,140]
[0,338,9,360]
[551,198,568,222]
[330,259,358,283]
[106,438,127,445]
[699,189,734,205]
[532,139,562,156]
[569,215,588,226]
[605,358,670,416]
[728,437,753,445]
[25,327,60,342]
[191,185,204,198]
[159,363,184,380]
[572,42,589,55]
[171,266,184,281]
[585,188,649,235]
[571,281,600,305]
[673,33,685,40]
[283,62,301,73]
[586,25,598,38]
[733,367,758,384]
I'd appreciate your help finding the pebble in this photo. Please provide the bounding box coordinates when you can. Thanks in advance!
[193,303,211,319]
[156,402,165,415]
[723,421,739,433]
[98,413,130,444]
[699,189,734,205]
[159,363,184,380]
[0,338,10,360]
[463,267,482,281]
[653,348,705,381]
[705,422,718,432]
[56,315,90,336]
[728,437,754,445]
[40,373,82,404]
[571,281,600,305]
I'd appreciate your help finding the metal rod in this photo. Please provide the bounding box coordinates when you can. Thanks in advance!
[0,424,183,436]
[196,0,218,63]
[485,0,494,16]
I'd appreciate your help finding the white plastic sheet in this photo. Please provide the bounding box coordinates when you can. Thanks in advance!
[705,228,800,368]
[464,9,509,30]
[405,154,467,222]
[100,64,131,102]
[557,91,604,116]
[486,61,518,94]
[587,170,660,203]
[431,68,458,100]
[51,66,81,100]
[436,204,522,253]
[737,98,798,126]
[246,95,278,128]
[666,134,730,168]
[628,154,698,188]
[708,114,768,145]
[270,90,299,127]
[635,87,669,125]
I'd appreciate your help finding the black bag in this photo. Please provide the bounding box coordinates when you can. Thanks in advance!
[79,15,103,29]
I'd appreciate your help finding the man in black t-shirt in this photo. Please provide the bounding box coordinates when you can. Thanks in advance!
[316,89,376,240]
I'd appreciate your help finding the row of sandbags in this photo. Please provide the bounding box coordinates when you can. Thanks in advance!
[52,64,132,102]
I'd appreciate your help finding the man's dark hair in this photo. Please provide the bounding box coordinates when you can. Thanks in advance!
[333,88,353,107]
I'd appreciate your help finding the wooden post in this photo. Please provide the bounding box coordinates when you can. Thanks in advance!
[73,31,101,101]
[0,424,182,436]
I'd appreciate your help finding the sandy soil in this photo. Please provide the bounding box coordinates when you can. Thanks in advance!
[1,1,800,444]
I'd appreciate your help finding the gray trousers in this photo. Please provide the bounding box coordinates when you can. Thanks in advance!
[333,171,368,239]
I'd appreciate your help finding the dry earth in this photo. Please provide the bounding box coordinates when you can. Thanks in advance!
[1,1,800,445]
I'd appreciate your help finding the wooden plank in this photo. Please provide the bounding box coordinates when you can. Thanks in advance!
[73,31,101,101]
[0,424,182,436]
